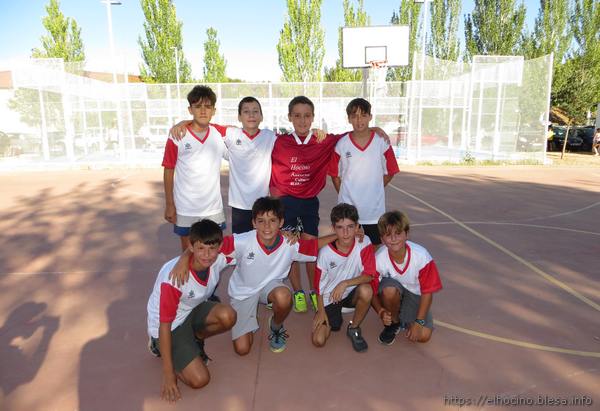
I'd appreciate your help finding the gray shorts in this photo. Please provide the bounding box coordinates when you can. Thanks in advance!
[230,280,291,340]
[378,277,434,329]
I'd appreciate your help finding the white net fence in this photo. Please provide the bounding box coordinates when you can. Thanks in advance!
[0,54,551,167]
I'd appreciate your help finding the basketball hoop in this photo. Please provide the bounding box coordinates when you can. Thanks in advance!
[368,60,388,70]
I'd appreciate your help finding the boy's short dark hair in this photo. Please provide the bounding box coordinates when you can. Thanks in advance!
[377,211,410,237]
[238,96,262,115]
[330,203,359,225]
[288,95,314,115]
[346,98,371,116]
[189,219,223,246]
[252,196,284,220]
[187,85,217,106]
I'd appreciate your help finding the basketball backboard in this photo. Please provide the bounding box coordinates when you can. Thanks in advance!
[342,25,409,68]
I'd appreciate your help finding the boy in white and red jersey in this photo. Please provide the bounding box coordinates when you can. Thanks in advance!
[312,203,376,352]
[272,96,389,314]
[146,220,236,403]
[329,98,399,247]
[372,211,443,345]
[162,86,227,251]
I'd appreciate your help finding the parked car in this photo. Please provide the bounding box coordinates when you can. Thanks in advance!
[575,126,595,152]
[550,126,583,151]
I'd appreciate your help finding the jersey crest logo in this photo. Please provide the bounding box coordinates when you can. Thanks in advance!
[345,151,352,158]
[188,290,195,298]
[235,139,242,146]
[329,261,337,269]
[247,252,255,260]
[184,143,192,150]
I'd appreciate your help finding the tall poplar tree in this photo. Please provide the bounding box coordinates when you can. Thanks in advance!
[428,0,461,61]
[463,0,527,61]
[324,0,370,82]
[387,0,421,81]
[138,0,191,83]
[203,28,227,83]
[277,0,325,82]
[526,0,571,61]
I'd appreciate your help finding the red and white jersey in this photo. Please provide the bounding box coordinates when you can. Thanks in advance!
[375,241,442,296]
[147,253,231,338]
[223,127,276,210]
[314,238,377,306]
[222,230,318,300]
[161,125,227,216]
[329,132,400,224]
[270,132,342,198]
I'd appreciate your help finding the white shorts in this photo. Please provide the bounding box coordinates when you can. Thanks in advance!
[230,279,291,340]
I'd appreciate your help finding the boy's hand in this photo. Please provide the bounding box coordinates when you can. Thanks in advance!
[281,230,300,245]
[406,321,423,342]
[168,257,190,287]
[330,282,347,303]
[169,120,192,141]
[356,225,365,243]
[371,127,391,145]
[161,371,181,403]
[312,310,328,332]
[378,308,392,326]
[312,128,327,143]
[164,204,176,224]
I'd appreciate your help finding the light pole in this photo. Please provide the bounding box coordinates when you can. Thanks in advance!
[172,46,182,118]
[101,0,125,160]
[414,0,429,161]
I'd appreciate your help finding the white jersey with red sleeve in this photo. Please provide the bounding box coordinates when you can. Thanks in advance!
[146,253,231,338]
[224,230,318,300]
[314,238,376,306]
[375,241,442,296]
[270,132,343,198]
[223,127,276,210]
[161,124,227,217]
[329,132,400,224]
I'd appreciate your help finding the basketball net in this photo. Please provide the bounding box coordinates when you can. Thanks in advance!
[368,60,388,97]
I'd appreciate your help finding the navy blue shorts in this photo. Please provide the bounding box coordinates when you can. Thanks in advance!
[280,196,319,236]
[231,207,254,234]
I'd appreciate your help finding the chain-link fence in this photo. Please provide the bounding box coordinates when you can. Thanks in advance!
[0,54,551,167]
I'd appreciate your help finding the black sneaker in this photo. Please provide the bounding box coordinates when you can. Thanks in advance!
[148,336,161,357]
[346,323,368,352]
[378,322,402,345]
[195,338,211,365]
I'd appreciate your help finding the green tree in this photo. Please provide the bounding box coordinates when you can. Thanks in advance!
[203,28,227,83]
[277,0,325,82]
[138,0,192,83]
[324,0,370,82]
[31,0,85,61]
[428,0,461,61]
[527,0,571,61]
[463,0,527,61]
[387,0,421,81]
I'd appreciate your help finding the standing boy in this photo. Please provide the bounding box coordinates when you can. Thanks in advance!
[329,98,399,246]
[312,203,376,352]
[162,86,227,251]
[371,211,443,345]
[146,220,236,402]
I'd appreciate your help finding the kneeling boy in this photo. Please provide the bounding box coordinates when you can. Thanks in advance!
[312,203,376,352]
[146,220,236,402]
[372,211,443,345]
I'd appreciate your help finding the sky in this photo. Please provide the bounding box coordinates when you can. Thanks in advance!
[0,0,539,81]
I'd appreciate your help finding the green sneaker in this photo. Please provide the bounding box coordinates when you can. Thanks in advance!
[309,291,318,312]
[293,290,307,313]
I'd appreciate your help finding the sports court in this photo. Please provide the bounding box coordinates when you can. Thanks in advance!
[0,165,598,410]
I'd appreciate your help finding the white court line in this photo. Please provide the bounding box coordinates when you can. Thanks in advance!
[412,221,600,237]
[521,201,600,222]
[388,183,600,313]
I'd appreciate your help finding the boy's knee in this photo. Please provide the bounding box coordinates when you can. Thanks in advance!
[380,286,400,302]
[271,288,292,308]
[188,373,210,389]
[233,342,251,356]
[218,307,237,329]
[312,336,326,348]
[356,283,373,300]
[419,328,433,343]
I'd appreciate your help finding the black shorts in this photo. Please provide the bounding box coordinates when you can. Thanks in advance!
[231,207,254,234]
[151,300,218,371]
[280,196,320,236]
[324,288,357,331]
[361,224,381,245]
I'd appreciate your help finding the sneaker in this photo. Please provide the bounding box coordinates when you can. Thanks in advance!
[378,322,402,346]
[195,338,211,365]
[148,336,161,357]
[265,302,273,310]
[346,323,368,352]
[293,290,307,313]
[309,291,318,312]
[268,316,289,353]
